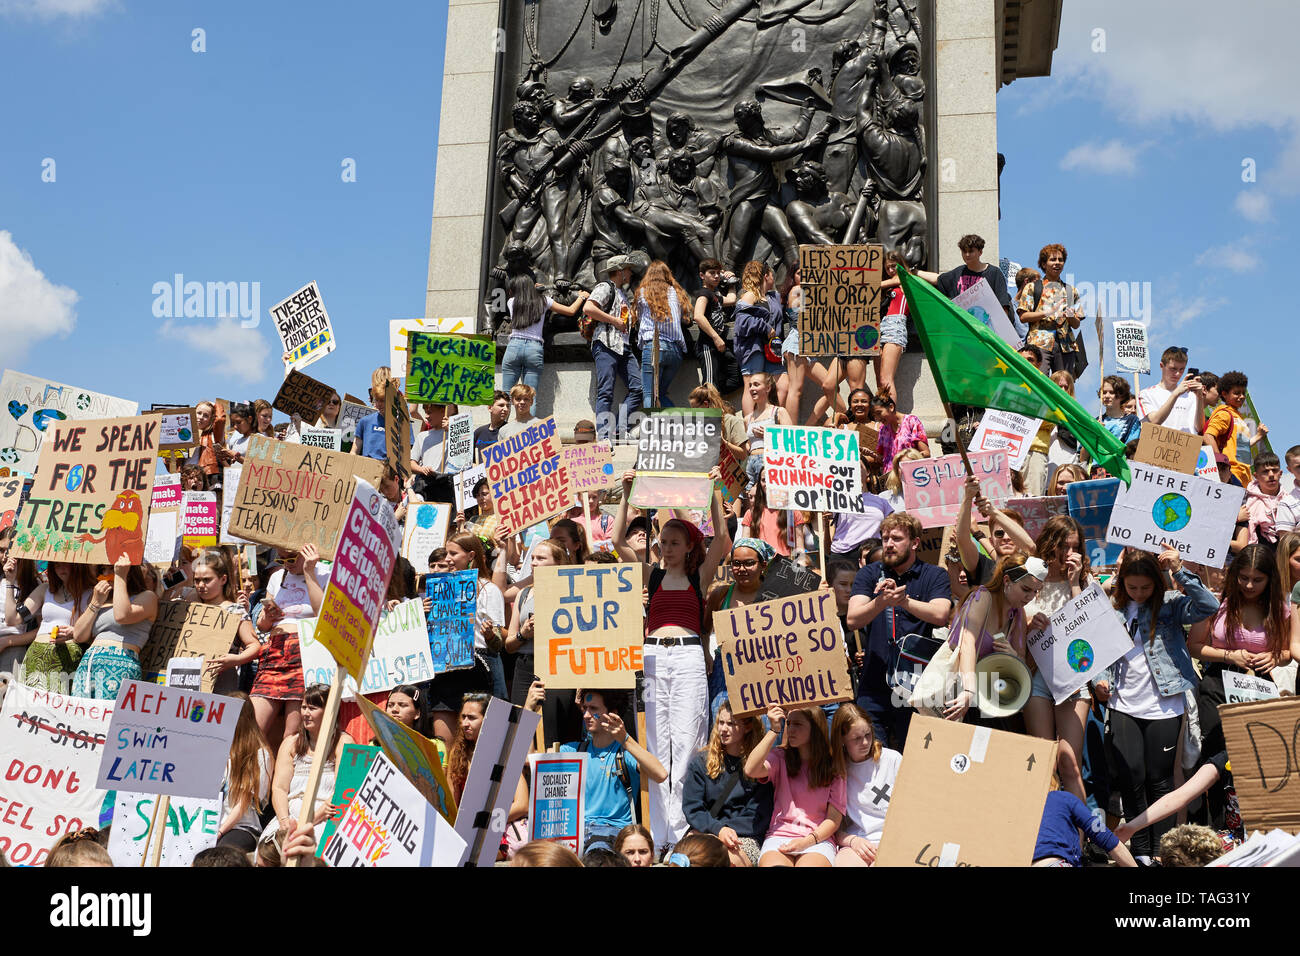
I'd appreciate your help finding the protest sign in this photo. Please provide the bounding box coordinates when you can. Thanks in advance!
[336,398,374,445]
[0,475,24,533]
[1135,422,1199,475]
[456,463,487,512]
[969,409,1040,472]
[874,715,1056,867]
[717,445,746,503]
[405,332,496,406]
[165,657,203,691]
[271,280,336,372]
[563,441,616,494]
[139,601,243,690]
[10,415,159,565]
[1224,672,1280,705]
[320,750,466,867]
[151,472,182,511]
[483,416,571,535]
[180,490,218,550]
[0,370,137,477]
[756,555,822,602]
[527,751,587,856]
[455,699,540,866]
[1067,478,1124,567]
[953,277,1020,347]
[1113,320,1150,374]
[713,591,852,717]
[97,681,239,799]
[1027,582,1132,704]
[426,569,478,674]
[763,425,864,514]
[1003,496,1068,541]
[355,694,457,822]
[389,317,473,376]
[0,685,114,866]
[318,744,381,854]
[384,380,412,488]
[227,436,384,559]
[1244,390,1272,457]
[273,369,335,421]
[901,450,1011,529]
[313,479,399,685]
[300,426,342,451]
[153,408,197,450]
[1106,463,1244,566]
[107,791,220,868]
[1221,696,1300,833]
[798,244,883,357]
[535,564,642,689]
[1195,446,1220,483]
[401,501,451,565]
[144,473,182,564]
[300,599,434,698]
[629,409,721,508]
[217,465,253,547]
[447,412,474,472]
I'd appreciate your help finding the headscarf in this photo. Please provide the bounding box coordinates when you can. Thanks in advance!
[731,537,775,564]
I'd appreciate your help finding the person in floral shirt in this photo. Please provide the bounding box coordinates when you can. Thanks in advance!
[872,394,929,470]
[1017,243,1082,374]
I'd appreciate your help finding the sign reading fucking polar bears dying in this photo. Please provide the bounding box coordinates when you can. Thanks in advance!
[1105,462,1244,566]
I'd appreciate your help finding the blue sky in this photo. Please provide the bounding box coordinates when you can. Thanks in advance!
[1,0,1294,453]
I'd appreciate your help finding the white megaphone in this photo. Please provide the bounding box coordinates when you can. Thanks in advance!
[976,652,1032,718]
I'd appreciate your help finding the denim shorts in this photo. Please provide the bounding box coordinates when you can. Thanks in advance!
[1031,668,1092,702]
[879,314,908,347]
[781,329,799,357]
[740,352,783,376]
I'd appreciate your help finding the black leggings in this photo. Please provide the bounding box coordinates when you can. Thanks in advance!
[1107,709,1181,858]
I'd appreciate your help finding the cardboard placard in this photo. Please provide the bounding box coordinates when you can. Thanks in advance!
[10,415,159,565]
[273,369,334,422]
[165,656,204,691]
[144,473,182,565]
[0,685,114,866]
[953,277,1020,347]
[384,381,412,488]
[563,441,616,494]
[140,600,244,691]
[404,332,496,406]
[527,752,587,856]
[153,408,198,450]
[226,435,384,559]
[456,463,487,512]
[447,412,474,473]
[873,715,1056,867]
[717,444,747,503]
[0,370,137,477]
[969,409,1040,473]
[535,564,643,689]
[1135,422,1199,475]
[763,425,864,514]
[314,479,400,684]
[1221,696,1300,833]
[218,464,253,547]
[901,450,1011,529]
[389,317,473,376]
[426,569,478,674]
[336,399,375,444]
[97,681,240,799]
[483,416,571,536]
[1003,496,1068,541]
[180,490,218,550]
[317,744,381,854]
[319,750,467,867]
[107,791,220,868]
[354,694,457,823]
[0,474,25,533]
[401,501,452,565]
[271,280,336,372]
[300,599,435,699]
[1067,478,1124,567]
[629,408,721,508]
[300,426,343,451]
[1113,320,1150,375]
[798,244,883,357]
[1027,582,1133,704]
[1105,462,1244,566]
[713,591,852,717]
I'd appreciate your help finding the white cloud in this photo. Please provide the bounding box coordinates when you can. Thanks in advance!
[160,318,270,384]
[1234,191,1273,222]
[1164,295,1228,331]
[0,230,78,362]
[1059,139,1144,175]
[0,0,115,16]
[1195,240,1260,274]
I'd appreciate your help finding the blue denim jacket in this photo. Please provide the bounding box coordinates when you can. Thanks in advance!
[1099,568,1220,697]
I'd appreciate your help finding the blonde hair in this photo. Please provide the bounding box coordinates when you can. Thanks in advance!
[1159,824,1224,867]
[511,841,584,867]
[740,260,769,298]
[370,366,392,403]
[830,703,881,779]
[704,699,765,779]
[1277,532,1300,597]
[1050,370,1075,395]
[884,447,928,496]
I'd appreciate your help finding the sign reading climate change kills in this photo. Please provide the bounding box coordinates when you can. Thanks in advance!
[763,425,864,514]
[1105,462,1244,566]
[629,409,721,508]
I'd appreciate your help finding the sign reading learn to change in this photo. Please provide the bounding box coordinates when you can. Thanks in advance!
[798,244,883,357]
[713,591,852,718]
[763,425,864,514]
[1106,462,1244,566]
[405,332,496,406]
[535,564,643,689]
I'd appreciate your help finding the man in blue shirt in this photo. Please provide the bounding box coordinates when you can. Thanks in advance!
[560,688,667,852]
[847,512,952,751]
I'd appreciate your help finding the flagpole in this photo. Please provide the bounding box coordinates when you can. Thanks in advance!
[1095,306,1105,419]
[942,399,976,478]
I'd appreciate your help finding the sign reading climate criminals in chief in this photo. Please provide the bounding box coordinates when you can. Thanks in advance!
[1105,462,1244,566]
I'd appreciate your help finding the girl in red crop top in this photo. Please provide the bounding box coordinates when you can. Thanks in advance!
[613,467,731,852]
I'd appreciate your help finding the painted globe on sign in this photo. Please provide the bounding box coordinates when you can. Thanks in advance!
[1066,638,1094,673]
[968,306,991,327]
[1152,493,1191,533]
[854,325,880,351]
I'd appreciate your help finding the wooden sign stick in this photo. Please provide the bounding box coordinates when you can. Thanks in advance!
[285,663,345,868]
[138,796,165,868]
[148,796,171,867]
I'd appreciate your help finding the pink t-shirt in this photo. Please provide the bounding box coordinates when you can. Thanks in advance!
[762,747,847,840]
[1210,602,1292,655]
[878,414,926,471]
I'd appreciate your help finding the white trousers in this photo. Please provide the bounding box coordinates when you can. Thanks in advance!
[643,642,708,848]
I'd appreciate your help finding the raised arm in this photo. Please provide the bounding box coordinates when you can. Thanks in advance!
[696,483,732,587]
[744,704,784,780]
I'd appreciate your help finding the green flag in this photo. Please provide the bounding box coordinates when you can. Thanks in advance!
[897,267,1131,484]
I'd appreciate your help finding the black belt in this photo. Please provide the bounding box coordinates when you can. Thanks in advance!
[644,636,702,648]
